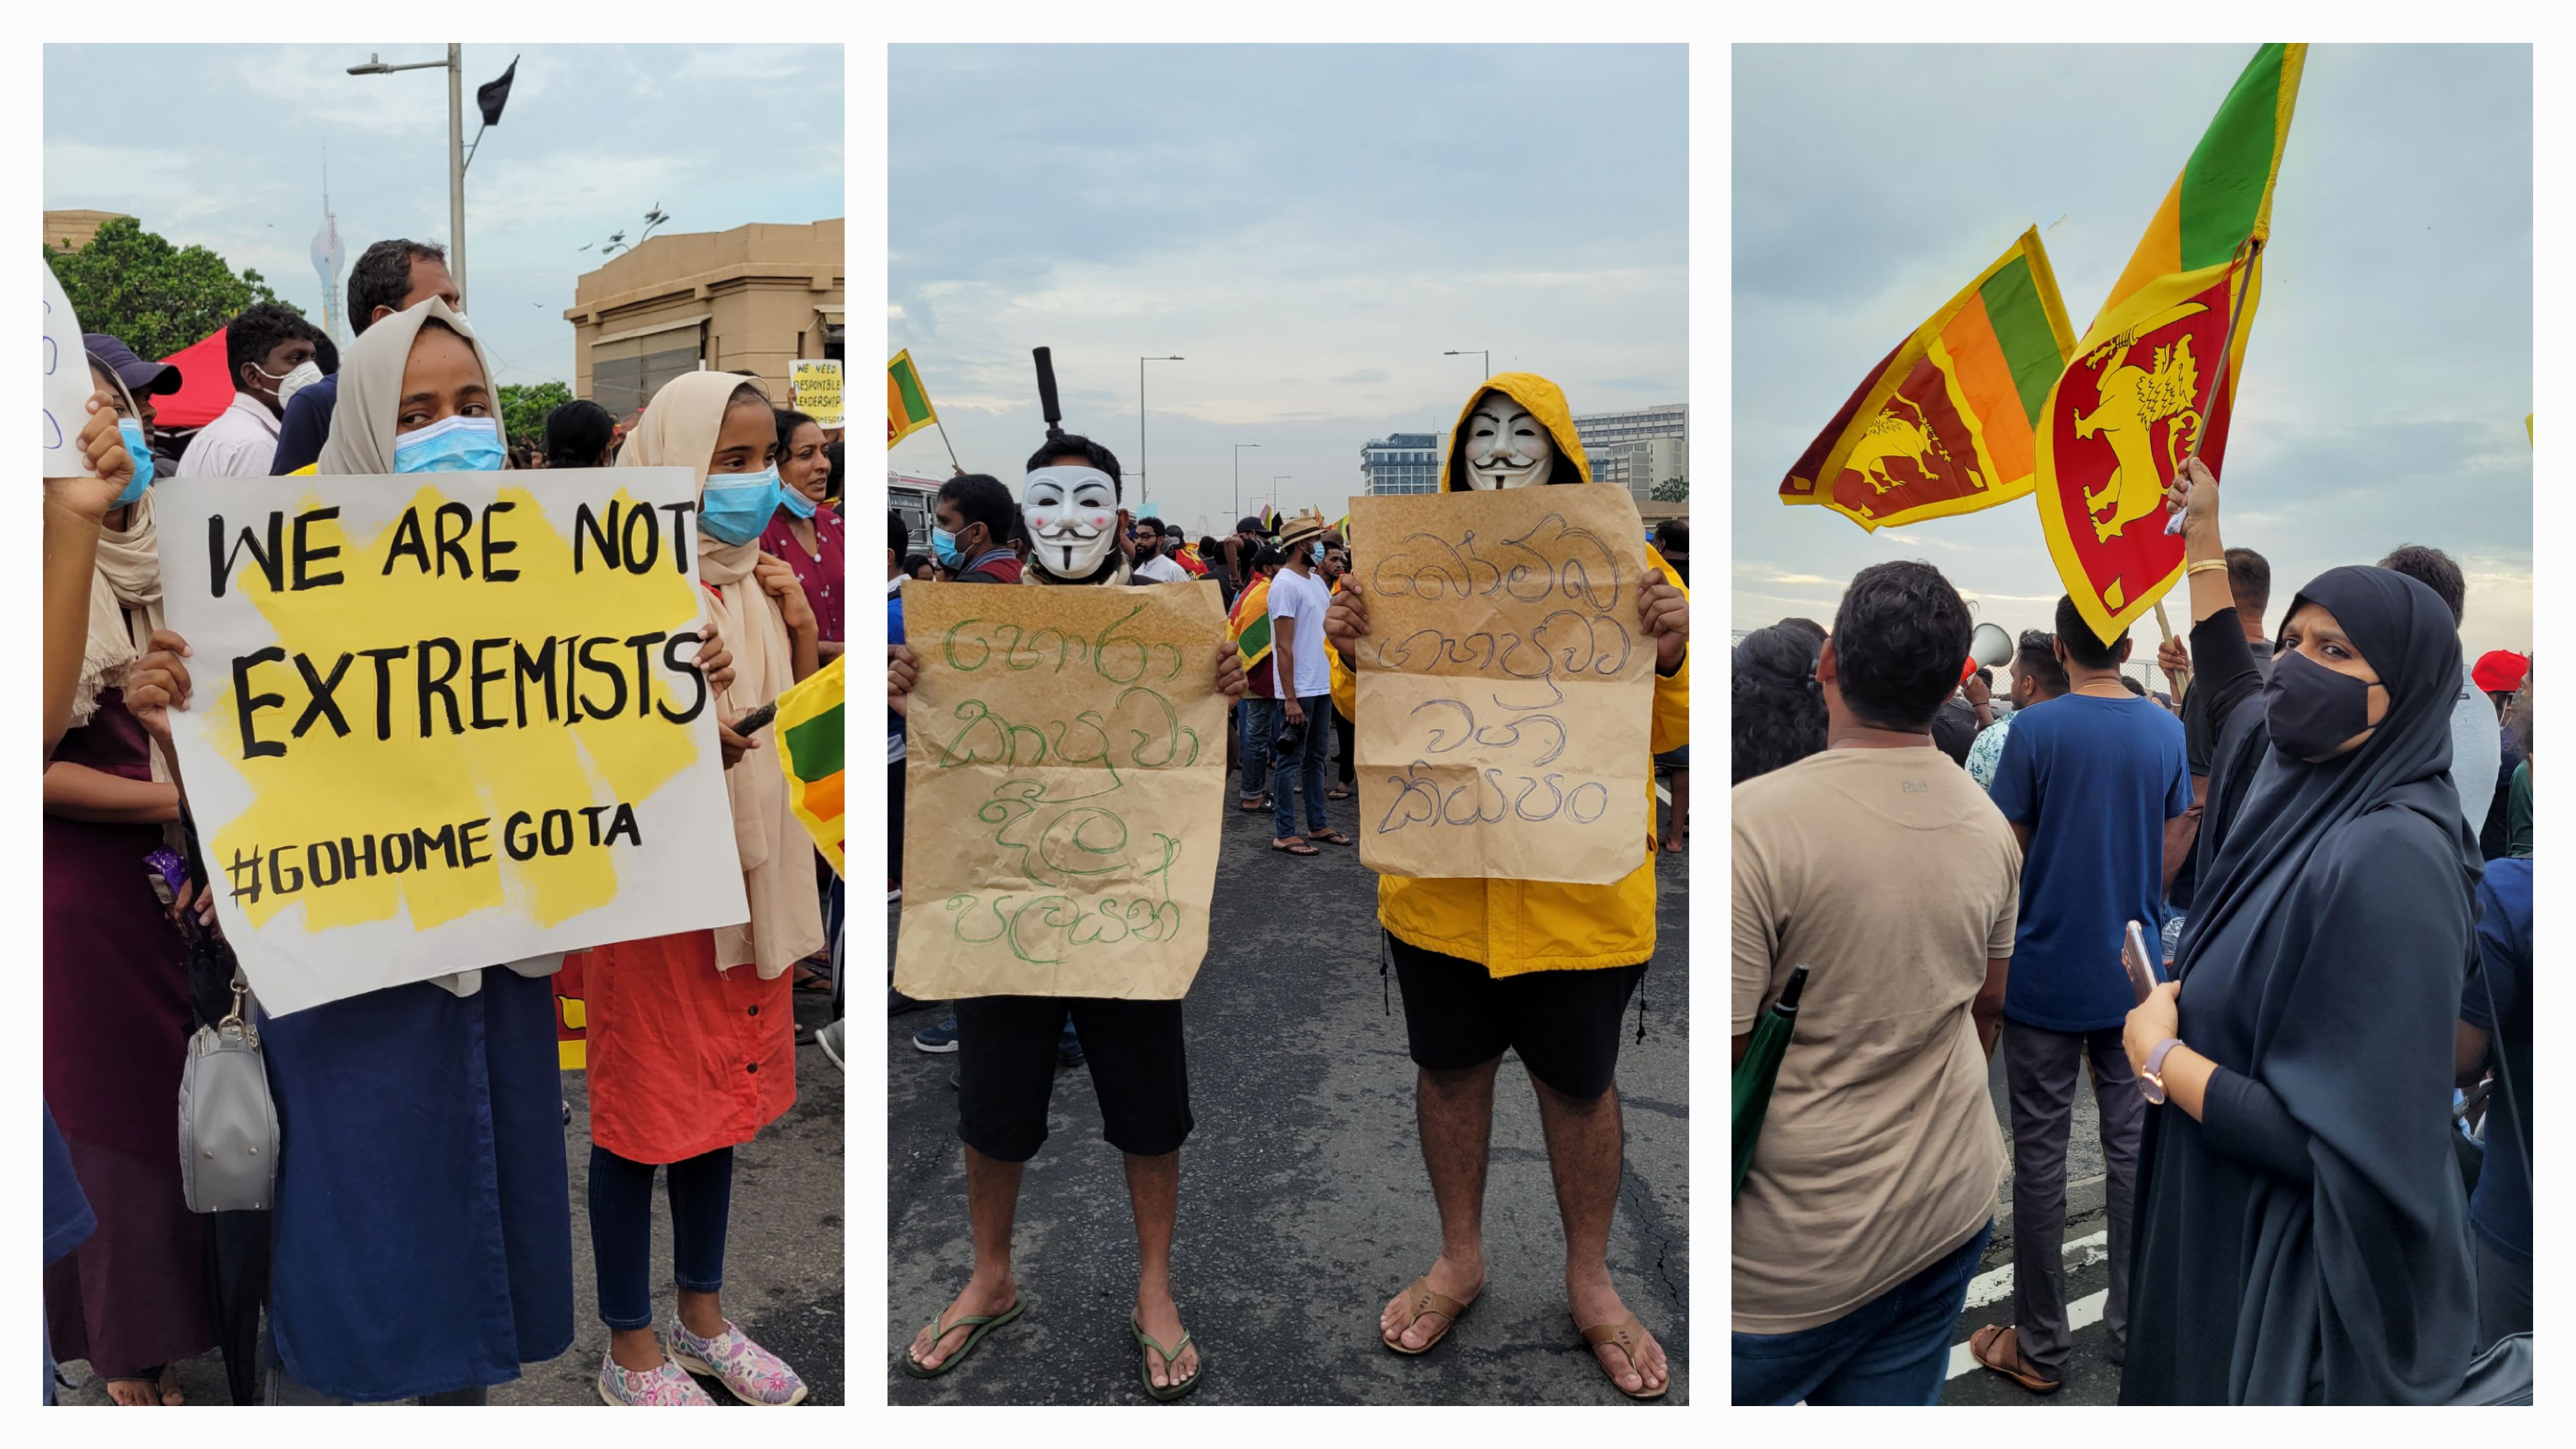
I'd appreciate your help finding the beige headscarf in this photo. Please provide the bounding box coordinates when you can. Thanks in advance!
[70,493,167,745]
[620,370,822,977]
[316,299,560,996]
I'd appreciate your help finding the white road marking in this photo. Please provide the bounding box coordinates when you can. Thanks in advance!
[1959,1231,2106,1310]
[1656,782,1672,807]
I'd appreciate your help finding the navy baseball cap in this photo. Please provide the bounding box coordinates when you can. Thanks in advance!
[83,332,182,396]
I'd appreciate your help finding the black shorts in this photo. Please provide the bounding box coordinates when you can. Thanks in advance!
[954,996,1192,1163]
[1389,934,1643,1100]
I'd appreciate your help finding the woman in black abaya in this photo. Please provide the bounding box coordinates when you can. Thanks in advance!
[2118,460,2479,1404]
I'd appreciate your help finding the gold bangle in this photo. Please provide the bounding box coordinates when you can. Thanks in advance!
[2186,559,2228,578]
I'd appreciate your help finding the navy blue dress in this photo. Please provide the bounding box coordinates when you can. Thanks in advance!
[262,967,573,1401]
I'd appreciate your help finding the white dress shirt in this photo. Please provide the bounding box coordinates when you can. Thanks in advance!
[176,390,282,478]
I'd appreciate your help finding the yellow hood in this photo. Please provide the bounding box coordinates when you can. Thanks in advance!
[1440,372,1593,492]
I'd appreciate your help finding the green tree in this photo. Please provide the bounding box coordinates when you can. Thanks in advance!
[48,217,293,363]
[500,381,576,445]
[1651,476,1689,502]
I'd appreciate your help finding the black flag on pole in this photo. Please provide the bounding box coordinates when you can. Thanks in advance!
[477,56,520,127]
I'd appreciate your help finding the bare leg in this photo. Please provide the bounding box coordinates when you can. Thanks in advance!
[907,1146,1025,1371]
[1124,1150,1198,1389]
[676,1288,727,1339]
[1530,1072,1668,1396]
[1662,769,1688,851]
[1381,1058,1498,1350]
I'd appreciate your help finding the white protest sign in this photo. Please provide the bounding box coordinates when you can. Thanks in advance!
[790,359,845,428]
[153,466,751,1016]
[43,260,97,476]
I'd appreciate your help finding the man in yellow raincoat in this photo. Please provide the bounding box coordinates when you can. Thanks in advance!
[1324,372,1687,1399]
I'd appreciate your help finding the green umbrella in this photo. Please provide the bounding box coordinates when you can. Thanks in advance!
[1732,963,1810,1200]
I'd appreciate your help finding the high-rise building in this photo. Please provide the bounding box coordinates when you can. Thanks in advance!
[1360,431,1444,494]
[311,164,344,347]
[1572,403,1688,500]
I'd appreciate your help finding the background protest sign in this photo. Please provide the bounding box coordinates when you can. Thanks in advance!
[896,579,1229,1000]
[153,466,751,1016]
[1349,485,1653,885]
[42,260,97,476]
[790,359,845,429]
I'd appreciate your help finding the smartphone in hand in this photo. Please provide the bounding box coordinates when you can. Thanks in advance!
[2123,919,2161,1004]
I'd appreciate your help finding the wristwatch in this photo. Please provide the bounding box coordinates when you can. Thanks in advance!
[2139,1038,2185,1104]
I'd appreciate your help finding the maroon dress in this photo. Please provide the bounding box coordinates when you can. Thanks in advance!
[758,505,845,646]
[43,689,218,1379]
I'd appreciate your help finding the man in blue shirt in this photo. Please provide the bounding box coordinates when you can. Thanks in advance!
[270,239,458,474]
[2459,853,2532,1350]
[1970,596,2189,1394]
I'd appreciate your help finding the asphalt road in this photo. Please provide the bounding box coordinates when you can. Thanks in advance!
[57,984,845,1407]
[887,769,1691,1405]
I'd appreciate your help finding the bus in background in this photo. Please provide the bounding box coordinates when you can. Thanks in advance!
[889,472,939,557]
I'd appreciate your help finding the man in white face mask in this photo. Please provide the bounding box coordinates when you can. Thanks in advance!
[886,422,1248,1396]
[176,301,325,479]
[1322,371,1690,1399]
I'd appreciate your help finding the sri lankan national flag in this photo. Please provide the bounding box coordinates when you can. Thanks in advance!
[773,654,845,876]
[1228,572,1277,694]
[1781,227,2076,532]
[888,350,936,449]
[2037,42,2304,644]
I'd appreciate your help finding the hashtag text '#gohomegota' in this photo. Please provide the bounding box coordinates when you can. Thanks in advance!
[222,802,644,906]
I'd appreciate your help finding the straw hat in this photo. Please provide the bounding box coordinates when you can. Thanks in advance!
[1277,507,1330,553]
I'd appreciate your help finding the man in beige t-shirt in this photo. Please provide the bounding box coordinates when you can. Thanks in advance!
[1731,559,2020,1405]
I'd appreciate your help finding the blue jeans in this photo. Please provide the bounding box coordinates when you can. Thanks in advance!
[1238,697,1281,799]
[588,1145,734,1332]
[1273,696,1331,838]
[1733,1219,1992,1405]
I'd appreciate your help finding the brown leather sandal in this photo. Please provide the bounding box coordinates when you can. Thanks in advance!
[1577,1313,1668,1400]
[1381,1277,1476,1356]
[1968,1323,2063,1393]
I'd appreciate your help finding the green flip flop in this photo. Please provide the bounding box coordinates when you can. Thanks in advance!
[900,1297,1026,1379]
[1132,1310,1203,1402]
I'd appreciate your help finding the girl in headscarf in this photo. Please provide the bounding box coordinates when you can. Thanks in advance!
[2118,459,2480,1403]
[120,301,580,1404]
[43,346,215,1406]
[584,370,822,1407]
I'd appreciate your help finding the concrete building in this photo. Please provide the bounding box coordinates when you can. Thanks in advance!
[1572,402,1688,500]
[1361,431,1444,495]
[564,217,844,422]
[44,209,133,253]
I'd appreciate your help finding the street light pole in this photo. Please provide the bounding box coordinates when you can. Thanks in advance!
[1273,476,1293,517]
[348,47,470,308]
[1140,355,1181,513]
[1444,348,1490,380]
[1233,443,1260,521]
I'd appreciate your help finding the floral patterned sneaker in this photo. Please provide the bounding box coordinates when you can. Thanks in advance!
[669,1317,808,1406]
[596,1352,718,1406]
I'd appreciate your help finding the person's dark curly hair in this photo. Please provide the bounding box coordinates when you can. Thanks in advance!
[347,238,449,335]
[936,473,1016,551]
[2055,594,2131,672]
[544,398,616,470]
[1026,432,1123,494]
[2379,543,2465,627]
[225,302,323,392]
[1830,561,1974,733]
[1733,619,1829,784]
[2014,628,2069,699]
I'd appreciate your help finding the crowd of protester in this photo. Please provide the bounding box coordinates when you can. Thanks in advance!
[1732,456,2533,1405]
[42,234,846,1406]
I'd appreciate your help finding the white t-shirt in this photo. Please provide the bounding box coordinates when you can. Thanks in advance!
[2449,659,2500,836]
[1265,566,1334,699]
[1132,553,1189,584]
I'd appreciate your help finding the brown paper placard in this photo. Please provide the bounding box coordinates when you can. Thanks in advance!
[896,580,1230,1000]
[1350,485,1654,885]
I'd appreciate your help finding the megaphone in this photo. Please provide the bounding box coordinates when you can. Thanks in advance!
[1970,622,2015,670]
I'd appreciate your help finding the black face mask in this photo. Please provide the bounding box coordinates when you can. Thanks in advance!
[2263,645,2380,760]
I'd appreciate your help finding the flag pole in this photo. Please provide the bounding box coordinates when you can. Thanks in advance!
[932,417,963,474]
[2157,235,2263,703]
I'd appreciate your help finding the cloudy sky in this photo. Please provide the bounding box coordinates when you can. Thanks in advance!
[44,44,841,390]
[1734,44,2532,657]
[889,44,1687,537]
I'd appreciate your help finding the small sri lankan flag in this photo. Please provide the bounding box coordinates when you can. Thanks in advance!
[888,350,936,450]
[773,654,845,876]
[1781,227,2076,532]
[2037,42,2304,645]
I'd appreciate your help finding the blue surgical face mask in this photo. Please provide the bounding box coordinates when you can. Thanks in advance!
[699,464,784,546]
[392,414,505,474]
[932,525,964,569]
[778,483,818,520]
[1310,541,1325,564]
[115,417,156,504]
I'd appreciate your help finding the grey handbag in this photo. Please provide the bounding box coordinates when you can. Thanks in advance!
[177,972,278,1214]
